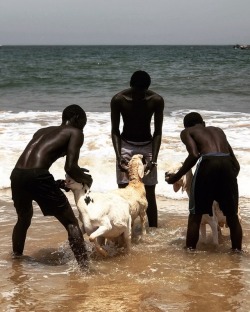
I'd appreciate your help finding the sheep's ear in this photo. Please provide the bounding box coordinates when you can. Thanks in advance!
[138,163,144,178]
[173,182,182,192]
[181,175,187,193]
[182,171,193,193]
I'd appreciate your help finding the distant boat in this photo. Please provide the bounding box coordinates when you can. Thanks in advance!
[233,44,250,50]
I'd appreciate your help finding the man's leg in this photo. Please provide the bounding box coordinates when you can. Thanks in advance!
[226,214,242,250]
[55,206,88,269]
[186,214,202,249]
[12,204,33,256]
[145,185,157,227]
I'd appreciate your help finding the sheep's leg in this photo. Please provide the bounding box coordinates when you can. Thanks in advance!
[217,224,222,237]
[140,210,147,236]
[89,222,112,257]
[123,216,132,253]
[92,238,108,257]
[89,232,108,257]
[199,223,206,243]
[131,220,135,238]
[209,221,219,245]
[97,236,106,246]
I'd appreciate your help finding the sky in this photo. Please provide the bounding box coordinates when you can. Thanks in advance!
[1,0,250,45]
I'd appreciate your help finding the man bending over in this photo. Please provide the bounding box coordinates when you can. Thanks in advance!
[165,112,242,251]
[10,104,92,269]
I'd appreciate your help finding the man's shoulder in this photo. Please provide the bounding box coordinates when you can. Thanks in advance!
[112,89,131,100]
[146,90,164,102]
[35,126,57,136]
[206,125,222,131]
[111,90,132,106]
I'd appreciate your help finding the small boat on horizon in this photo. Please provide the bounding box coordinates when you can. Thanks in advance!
[233,44,250,50]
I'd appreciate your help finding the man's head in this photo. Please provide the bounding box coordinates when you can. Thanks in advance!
[62,104,87,130]
[183,112,205,128]
[130,71,151,90]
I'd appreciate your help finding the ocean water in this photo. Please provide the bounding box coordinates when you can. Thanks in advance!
[1,45,250,312]
[0,45,249,199]
[1,45,250,113]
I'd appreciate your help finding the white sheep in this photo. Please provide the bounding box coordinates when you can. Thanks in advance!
[65,176,132,257]
[167,163,222,245]
[113,154,148,237]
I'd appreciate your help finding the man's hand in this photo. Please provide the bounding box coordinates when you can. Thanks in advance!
[80,168,93,187]
[165,172,178,184]
[144,161,157,175]
[55,179,70,192]
[117,157,129,172]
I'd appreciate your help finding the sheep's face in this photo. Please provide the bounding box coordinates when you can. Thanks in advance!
[65,174,83,191]
[166,163,193,194]
[128,154,144,179]
[166,163,184,193]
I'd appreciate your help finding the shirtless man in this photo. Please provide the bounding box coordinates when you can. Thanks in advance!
[110,71,164,227]
[165,112,242,251]
[10,104,92,269]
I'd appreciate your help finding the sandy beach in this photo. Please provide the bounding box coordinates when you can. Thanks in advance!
[1,189,250,311]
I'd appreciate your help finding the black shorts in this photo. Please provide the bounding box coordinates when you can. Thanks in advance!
[10,168,71,216]
[189,155,239,216]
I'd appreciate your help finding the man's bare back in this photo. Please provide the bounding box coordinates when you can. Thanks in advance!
[16,125,83,171]
[166,112,240,184]
[181,124,231,157]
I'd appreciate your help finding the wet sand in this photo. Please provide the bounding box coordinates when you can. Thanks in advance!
[0,190,250,312]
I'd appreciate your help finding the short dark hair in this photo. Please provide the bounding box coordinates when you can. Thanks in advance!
[130,70,151,90]
[183,112,203,128]
[62,104,86,122]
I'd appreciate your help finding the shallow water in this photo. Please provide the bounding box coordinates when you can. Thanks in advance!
[1,190,250,312]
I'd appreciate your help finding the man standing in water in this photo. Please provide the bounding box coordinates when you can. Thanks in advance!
[165,112,242,251]
[10,104,92,269]
[110,71,164,228]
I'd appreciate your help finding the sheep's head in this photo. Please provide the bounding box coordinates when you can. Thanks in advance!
[128,154,144,181]
[65,174,90,194]
[65,174,83,191]
[166,163,193,194]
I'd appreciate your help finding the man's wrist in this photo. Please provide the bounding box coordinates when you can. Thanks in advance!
[150,161,157,166]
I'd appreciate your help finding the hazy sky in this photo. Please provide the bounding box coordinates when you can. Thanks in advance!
[1,0,250,45]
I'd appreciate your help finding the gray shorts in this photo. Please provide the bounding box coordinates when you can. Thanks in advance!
[116,139,158,186]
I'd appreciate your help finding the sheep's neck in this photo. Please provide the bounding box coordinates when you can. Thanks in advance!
[73,189,91,208]
[128,178,141,184]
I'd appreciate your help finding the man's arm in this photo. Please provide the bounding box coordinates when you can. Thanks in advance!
[64,128,92,186]
[152,96,164,163]
[166,129,199,184]
[110,96,128,171]
[145,96,164,174]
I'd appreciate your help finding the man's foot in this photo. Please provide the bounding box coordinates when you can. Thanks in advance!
[184,246,196,252]
[11,251,23,259]
[230,248,244,254]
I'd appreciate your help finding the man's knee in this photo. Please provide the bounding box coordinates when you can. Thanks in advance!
[17,211,33,229]
[67,224,83,240]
